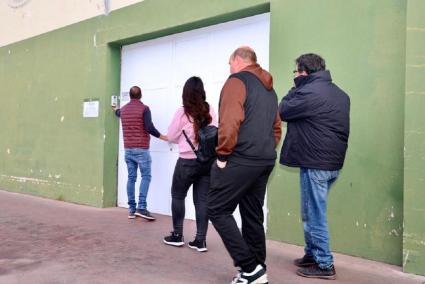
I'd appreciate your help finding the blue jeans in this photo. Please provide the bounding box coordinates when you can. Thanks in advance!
[300,168,339,269]
[124,148,152,212]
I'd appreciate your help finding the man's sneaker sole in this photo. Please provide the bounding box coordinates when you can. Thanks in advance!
[296,270,336,280]
[163,239,184,247]
[135,212,155,221]
[128,215,136,219]
[187,244,208,252]
[234,274,268,284]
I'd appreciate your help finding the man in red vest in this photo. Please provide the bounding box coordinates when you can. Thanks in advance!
[113,86,166,220]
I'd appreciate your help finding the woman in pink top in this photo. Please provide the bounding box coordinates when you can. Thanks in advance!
[163,76,218,252]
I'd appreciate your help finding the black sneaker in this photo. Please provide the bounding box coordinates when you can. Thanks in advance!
[128,211,136,219]
[135,209,155,221]
[231,264,268,284]
[163,232,184,247]
[294,254,316,267]
[296,264,336,280]
[188,239,208,252]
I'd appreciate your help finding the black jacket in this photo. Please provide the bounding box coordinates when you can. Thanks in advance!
[279,70,350,170]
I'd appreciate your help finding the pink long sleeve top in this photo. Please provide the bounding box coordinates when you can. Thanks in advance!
[167,106,218,159]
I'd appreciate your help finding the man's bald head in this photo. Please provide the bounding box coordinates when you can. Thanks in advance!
[129,86,142,99]
[230,46,257,64]
[229,46,257,74]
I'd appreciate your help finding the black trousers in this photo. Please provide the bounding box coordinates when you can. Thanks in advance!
[171,158,211,240]
[208,161,274,272]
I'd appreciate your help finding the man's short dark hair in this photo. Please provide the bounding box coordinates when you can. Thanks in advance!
[296,53,326,75]
[129,86,142,99]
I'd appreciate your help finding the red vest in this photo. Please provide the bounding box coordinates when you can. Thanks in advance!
[120,100,150,149]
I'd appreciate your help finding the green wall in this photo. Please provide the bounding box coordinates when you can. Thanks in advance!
[403,0,425,275]
[0,19,106,206]
[0,0,268,207]
[268,0,406,266]
[0,0,424,275]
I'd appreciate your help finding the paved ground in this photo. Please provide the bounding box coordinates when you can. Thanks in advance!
[1,190,425,284]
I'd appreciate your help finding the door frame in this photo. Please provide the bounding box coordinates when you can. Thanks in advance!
[116,13,270,229]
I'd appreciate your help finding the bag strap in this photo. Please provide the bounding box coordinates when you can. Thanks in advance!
[182,130,197,153]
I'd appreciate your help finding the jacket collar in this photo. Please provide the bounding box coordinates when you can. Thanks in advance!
[294,70,332,88]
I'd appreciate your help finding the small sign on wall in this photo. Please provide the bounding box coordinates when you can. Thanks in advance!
[83,100,99,118]
[120,91,130,104]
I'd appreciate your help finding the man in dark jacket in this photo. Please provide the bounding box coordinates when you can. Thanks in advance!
[279,53,350,280]
[113,86,166,220]
[208,46,281,284]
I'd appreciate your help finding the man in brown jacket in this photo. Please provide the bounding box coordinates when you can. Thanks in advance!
[208,46,281,284]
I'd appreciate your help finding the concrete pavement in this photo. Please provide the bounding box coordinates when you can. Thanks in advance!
[1,189,424,284]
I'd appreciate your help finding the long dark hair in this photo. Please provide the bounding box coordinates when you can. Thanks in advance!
[182,76,212,143]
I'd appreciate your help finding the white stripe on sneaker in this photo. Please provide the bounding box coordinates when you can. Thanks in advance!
[187,244,208,252]
[163,239,184,246]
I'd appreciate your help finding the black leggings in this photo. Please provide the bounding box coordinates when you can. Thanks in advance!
[171,158,211,240]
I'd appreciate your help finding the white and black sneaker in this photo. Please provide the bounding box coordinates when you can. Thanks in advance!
[188,239,208,252]
[135,209,156,221]
[163,232,184,247]
[231,265,268,284]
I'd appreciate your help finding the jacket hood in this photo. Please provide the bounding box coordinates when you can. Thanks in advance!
[241,64,273,90]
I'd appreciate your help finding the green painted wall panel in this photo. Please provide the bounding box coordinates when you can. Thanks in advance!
[0,20,106,207]
[101,46,121,207]
[403,0,425,275]
[267,0,406,265]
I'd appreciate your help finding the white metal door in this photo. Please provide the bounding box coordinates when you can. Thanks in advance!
[118,13,270,227]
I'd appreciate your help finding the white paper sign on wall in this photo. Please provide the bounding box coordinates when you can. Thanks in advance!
[83,100,99,118]
[120,91,130,105]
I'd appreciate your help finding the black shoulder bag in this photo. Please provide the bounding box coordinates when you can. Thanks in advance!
[182,125,218,164]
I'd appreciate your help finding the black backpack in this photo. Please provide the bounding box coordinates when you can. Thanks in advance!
[183,125,218,164]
